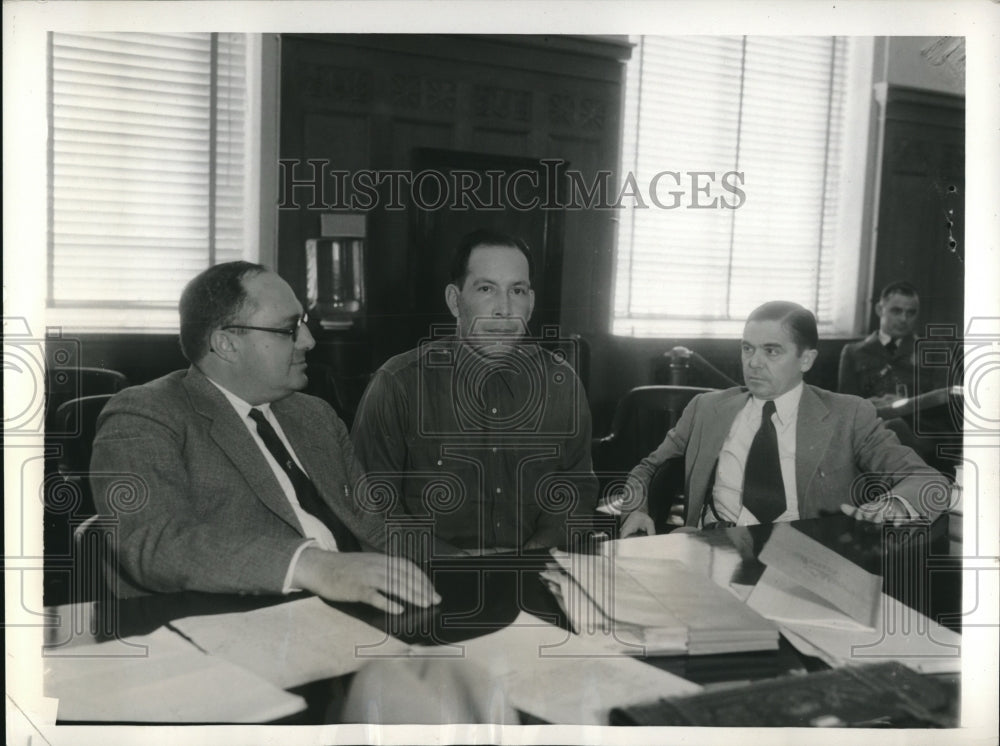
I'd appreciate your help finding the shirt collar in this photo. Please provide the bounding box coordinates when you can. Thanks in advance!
[205,376,272,420]
[751,381,803,426]
[877,330,893,346]
[455,336,542,368]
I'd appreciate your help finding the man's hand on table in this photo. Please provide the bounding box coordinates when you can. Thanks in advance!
[620,510,656,538]
[839,494,921,526]
[292,548,440,614]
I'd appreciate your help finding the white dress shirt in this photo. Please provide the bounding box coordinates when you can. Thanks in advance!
[710,383,804,526]
[207,379,338,592]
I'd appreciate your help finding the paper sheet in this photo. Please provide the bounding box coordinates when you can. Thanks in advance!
[748,565,874,630]
[600,530,716,569]
[413,611,700,725]
[758,522,882,627]
[748,565,961,674]
[171,596,410,689]
[775,592,962,674]
[44,627,305,722]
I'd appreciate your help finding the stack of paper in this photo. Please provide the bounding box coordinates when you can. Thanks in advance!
[45,627,306,722]
[547,553,779,656]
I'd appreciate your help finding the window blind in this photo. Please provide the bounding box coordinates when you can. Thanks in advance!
[614,36,859,337]
[48,32,249,312]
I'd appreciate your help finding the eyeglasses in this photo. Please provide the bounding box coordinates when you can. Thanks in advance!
[222,313,310,342]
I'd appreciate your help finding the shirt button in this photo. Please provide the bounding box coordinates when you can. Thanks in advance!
[492,447,498,454]
[491,408,498,414]
[437,460,443,466]
[496,487,502,493]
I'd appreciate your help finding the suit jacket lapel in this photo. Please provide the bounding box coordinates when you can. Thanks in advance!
[271,399,346,516]
[687,390,748,524]
[795,384,833,514]
[182,368,304,535]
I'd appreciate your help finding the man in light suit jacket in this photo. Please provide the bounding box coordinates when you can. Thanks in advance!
[620,301,946,537]
[91,262,438,614]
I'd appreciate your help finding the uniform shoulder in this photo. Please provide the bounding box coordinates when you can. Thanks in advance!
[841,332,877,355]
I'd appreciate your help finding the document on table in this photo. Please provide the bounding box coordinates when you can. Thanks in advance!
[758,522,882,627]
[170,596,410,689]
[749,565,962,674]
[44,627,305,722]
[411,611,701,726]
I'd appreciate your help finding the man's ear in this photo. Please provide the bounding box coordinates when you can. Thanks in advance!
[209,328,240,363]
[445,283,460,319]
[874,300,884,319]
[799,347,818,373]
[527,288,535,321]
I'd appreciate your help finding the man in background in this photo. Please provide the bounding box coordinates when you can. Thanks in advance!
[839,281,925,406]
[620,301,944,537]
[352,229,598,555]
[838,281,956,470]
[91,261,437,613]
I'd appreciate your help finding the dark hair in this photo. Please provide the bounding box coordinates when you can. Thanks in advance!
[879,281,919,302]
[449,229,534,287]
[746,300,819,352]
[179,261,267,363]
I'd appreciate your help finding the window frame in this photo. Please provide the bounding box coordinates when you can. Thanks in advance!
[45,32,266,334]
[611,35,876,340]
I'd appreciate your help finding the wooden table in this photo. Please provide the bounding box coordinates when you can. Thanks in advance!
[44,513,960,724]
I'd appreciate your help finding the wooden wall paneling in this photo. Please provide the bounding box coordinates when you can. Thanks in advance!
[871,87,964,335]
[277,34,631,395]
[409,148,565,340]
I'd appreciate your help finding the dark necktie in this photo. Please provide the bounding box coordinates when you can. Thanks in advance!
[248,408,359,551]
[741,400,785,524]
[885,339,897,355]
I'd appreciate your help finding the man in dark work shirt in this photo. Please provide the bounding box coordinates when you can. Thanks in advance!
[351,229,597,555]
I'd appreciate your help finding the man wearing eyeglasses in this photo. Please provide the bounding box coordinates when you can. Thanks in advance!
[90,261,439,614]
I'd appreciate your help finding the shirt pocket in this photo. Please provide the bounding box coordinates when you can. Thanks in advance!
[403,442,481,518]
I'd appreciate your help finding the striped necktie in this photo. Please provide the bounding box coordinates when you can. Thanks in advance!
[248,408,359,551]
